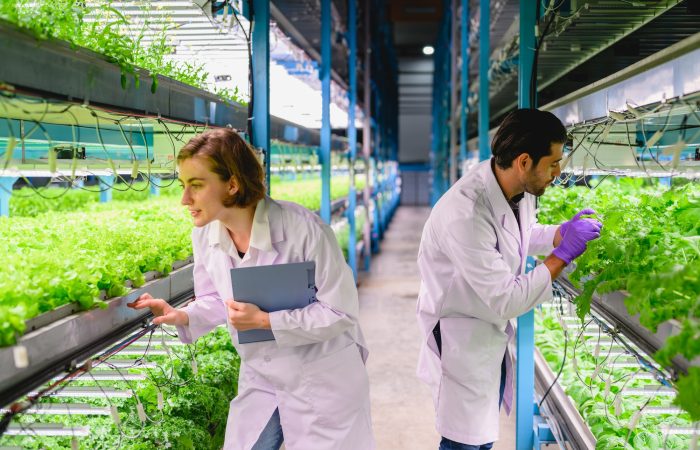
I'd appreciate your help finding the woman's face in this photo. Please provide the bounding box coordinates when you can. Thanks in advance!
[178,156,235,227]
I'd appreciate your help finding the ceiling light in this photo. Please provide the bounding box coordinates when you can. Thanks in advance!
[422,46,434,56]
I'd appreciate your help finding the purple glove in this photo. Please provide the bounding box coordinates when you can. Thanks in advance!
[560,208,598,238]
[553,215,602,264]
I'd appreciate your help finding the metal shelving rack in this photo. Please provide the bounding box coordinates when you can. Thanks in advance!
[0,4,402,439]
[536,277,699,449]
[432,0,700,447]
[0,264,194,407]
[528,34,700,449]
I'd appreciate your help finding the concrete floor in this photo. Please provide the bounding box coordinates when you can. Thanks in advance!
[357,206,516,450]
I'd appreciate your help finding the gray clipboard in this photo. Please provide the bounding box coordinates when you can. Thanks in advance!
[230,261,317,344]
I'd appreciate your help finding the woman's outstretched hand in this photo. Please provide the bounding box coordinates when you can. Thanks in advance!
[127,293,189,326]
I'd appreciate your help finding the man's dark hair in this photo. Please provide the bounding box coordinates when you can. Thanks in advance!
[491,108,567,169]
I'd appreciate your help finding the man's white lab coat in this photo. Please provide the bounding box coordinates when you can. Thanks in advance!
[416,160,558,445]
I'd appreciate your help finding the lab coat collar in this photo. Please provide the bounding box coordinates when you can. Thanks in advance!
[482,159,521,242]
[483,159,514,219]
[207,196,283,252]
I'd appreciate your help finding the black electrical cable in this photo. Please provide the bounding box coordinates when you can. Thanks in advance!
[538,321,569,408]
[530,9,556,108]
[0,323,158,437]
[230,1,254,140]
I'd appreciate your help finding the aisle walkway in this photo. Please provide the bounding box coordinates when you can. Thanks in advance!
[357,206,516,450]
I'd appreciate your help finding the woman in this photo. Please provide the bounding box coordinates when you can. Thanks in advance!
[128,128,374,450]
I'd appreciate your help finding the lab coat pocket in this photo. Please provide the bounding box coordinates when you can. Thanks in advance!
[302,344,369,428]
[439,317,507,385]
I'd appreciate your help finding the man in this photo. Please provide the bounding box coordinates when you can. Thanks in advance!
[416,109,601,450]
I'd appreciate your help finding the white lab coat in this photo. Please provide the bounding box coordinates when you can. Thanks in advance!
[416,159,558,445]
[176,196,374,450]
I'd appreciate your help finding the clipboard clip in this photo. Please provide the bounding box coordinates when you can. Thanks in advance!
[307,268,317,304]
[307,268,315,289]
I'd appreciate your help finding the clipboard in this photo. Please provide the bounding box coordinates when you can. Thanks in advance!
[230,261,317,344]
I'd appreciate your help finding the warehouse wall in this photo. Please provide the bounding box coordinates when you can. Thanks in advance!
[399,167,431,206]
[398,115,431,206]
[398,114,431,163]
[398,57,432,206]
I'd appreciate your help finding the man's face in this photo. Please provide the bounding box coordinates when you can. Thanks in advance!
[523,143,563,197]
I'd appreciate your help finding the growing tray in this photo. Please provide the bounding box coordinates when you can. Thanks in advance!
[0,263,193,407]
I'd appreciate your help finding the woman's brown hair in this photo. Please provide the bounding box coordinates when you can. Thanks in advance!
[177,128,266,208]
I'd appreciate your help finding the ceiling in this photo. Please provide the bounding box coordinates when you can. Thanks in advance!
[112,0,700,137]
[270,0,352,92]
[467,0,700,136]
[388,0,442,117]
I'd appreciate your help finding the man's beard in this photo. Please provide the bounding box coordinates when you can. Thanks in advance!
[524,174,551,197]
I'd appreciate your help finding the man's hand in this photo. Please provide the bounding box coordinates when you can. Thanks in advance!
[559,208,598,238]
[225,299,271,331]
[552,214,602,265]
[127,293,189,326]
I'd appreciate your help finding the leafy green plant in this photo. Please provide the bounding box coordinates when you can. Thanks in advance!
[1,177,366,346]
[539,181,700,420]
[536,308,693,449]
[0,0,246,105]
[334,208,367,260]
[0,196,193,346]
[214,86,248,107]
[9,181,180,217]
[271,175,366,211]
[0,327,241,450]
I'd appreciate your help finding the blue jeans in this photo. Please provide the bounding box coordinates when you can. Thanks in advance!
[439,439,493,450]
[251,408,284,450]
[438,356,507,450]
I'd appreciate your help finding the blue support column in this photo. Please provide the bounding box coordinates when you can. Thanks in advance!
[99,175,115,203]
[430,8,450,205]
[149,174,160,196]
[372,117,383,246]
[478,0,490,162]
[430,59,442,205]
[516,1,537,449]
[252,0,271,192]
[347,0,358,280]
[319,0,332,224]
[0,177,18,217]
[371,158,380,253]
[460,0,469,163]
[362,0,372,271]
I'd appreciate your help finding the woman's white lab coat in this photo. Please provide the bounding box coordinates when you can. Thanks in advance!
[176,196,374,450]
[416,160,558,445]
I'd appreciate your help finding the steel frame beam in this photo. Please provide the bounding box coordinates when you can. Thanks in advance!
[478,0,490,162]
[516,1,537,448]
[251,0,271,191]
[320,0,332,224]
[347,0,358,279]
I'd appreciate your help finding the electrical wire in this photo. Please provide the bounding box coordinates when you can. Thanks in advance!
[229,1,254,139]
[530,4,557,108]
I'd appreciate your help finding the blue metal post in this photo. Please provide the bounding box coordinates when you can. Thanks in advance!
[320,0,332,224]
[460,0,469,163]
[347,0,358,280]
[430,55,441,206]
[478,0,490,162]
[516,1,537,449]
[149,174,160,196]
[252,0,271,192]
[430,9,449,205]
[362,0,372,271]
[371,114,383,248]
[99,175,115,203]
[0,177,17,217]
